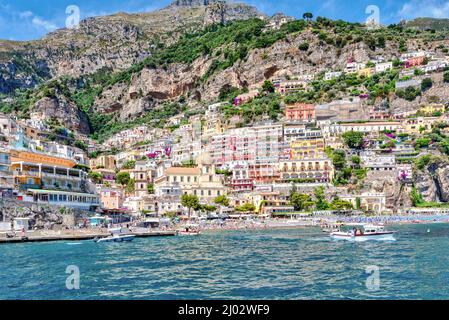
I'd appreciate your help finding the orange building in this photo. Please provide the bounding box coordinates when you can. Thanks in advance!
[285,103,316,123]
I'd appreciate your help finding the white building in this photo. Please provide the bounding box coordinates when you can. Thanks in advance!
[375,62,393,73]
[324,71,343,81]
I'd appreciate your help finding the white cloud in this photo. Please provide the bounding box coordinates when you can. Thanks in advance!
[19,11,33,19]
[398,0,449,20]
[31,16,58,32]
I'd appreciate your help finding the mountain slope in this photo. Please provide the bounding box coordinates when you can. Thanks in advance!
[1,2,449,140]
[0,0,265,94]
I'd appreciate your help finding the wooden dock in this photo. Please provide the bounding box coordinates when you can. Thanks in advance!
[0,230,177,244]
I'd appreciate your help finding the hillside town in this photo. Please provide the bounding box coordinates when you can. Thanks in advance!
[1,48,449,231]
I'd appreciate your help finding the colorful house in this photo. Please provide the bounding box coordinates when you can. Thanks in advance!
[285,103,316,123]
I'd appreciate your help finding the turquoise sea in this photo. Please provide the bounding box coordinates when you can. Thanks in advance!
[1,223,449,300]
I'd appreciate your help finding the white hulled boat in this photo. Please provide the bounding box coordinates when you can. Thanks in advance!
[330,224,395,241]
[94,227,136,243]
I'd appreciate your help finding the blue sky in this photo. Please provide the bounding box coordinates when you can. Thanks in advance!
[1,0,449,41]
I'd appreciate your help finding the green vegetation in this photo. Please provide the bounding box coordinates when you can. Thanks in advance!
[4,15,449,144]
[181,194,200,217]
[330,198,354,210]
[88,172,103,184]
[122,160,136,170]
[396,86,421,101]
[147,184,155,194]
[314,187,330,210]
[235,202,256,213]
[116,172,131,186]
[214,195,230,207]
[126,178,136,194]
[222,92,282,123]
[342,131,365,149]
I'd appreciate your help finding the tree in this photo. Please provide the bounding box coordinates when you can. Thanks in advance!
[88,172,103,184]
[303,12,313,22]
[181,194,200,218]
[330,199,353,211]
[262,80,275,93]
[342,131,365,149]
[298,42,309,51]
[147,184,155,194]
[290,193,315,212]
[411,187,424,206]
[331,149,346,170]
[116,172,131,186]
[200,205,217,214]
[122,160,136,170]
[314,187,329,210]
[74,140,87,151]
[214,195,230,207]
[421,78,433,91]
[126,179,136,194]
[444,71,449,83]
[235,203,256,213]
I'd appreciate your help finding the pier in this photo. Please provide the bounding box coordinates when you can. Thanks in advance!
[0,230,177,244]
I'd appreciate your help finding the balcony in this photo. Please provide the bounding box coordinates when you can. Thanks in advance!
[19,184,41,191]
[41,172,82,180]
[13,171,40,177]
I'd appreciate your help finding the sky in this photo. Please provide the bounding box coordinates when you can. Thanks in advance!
[1,0,449,41]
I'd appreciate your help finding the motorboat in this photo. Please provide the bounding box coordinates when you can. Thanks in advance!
[94,227,136,243]
[178,224,201,236]
[178,231,201,236]
[94,233,136,243]
[330,224,395,241]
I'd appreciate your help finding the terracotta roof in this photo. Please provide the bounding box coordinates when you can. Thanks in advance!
[165,167,200,175]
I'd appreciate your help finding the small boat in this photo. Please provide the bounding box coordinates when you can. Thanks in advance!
[177,224,201,236]
[330,224,395,241]
[94,234,136,243]
[178,231,201,236]
[94,227,136,243]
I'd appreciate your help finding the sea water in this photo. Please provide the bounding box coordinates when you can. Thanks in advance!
[1,223,449,300]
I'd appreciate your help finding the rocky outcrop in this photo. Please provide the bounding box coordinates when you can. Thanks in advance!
[415,157,449,203]
[0,1,265,95]
[0,199,85,230]
[33,96,91,134]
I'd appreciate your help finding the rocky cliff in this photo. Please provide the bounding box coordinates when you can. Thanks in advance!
[0,0,265,95]
[0,199,86,230]
[415,157,449,203]
[1,1,449,139]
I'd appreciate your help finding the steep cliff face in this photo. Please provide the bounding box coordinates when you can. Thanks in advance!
[415,158,449,203]
[0,0,265,95]
[33,96,91,134]
[0,199,83,230]
[90,31,416,120]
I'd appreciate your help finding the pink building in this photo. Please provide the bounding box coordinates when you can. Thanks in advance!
[100,189,124,210]
[209,125,284,166]
[405,56,425,68]
[285,103,316,123]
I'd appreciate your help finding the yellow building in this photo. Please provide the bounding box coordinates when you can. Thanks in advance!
[400,117,442,134]
[279,159,334,183]
[202,117,224,139]
[290,137,325,160]
[358,67,374,78]
[420,104,445,115]
[249,192,293,214]
[154,152,228,204]
[90,155,117,170]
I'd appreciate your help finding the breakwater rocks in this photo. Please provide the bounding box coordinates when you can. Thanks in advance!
[0,199,86,230]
